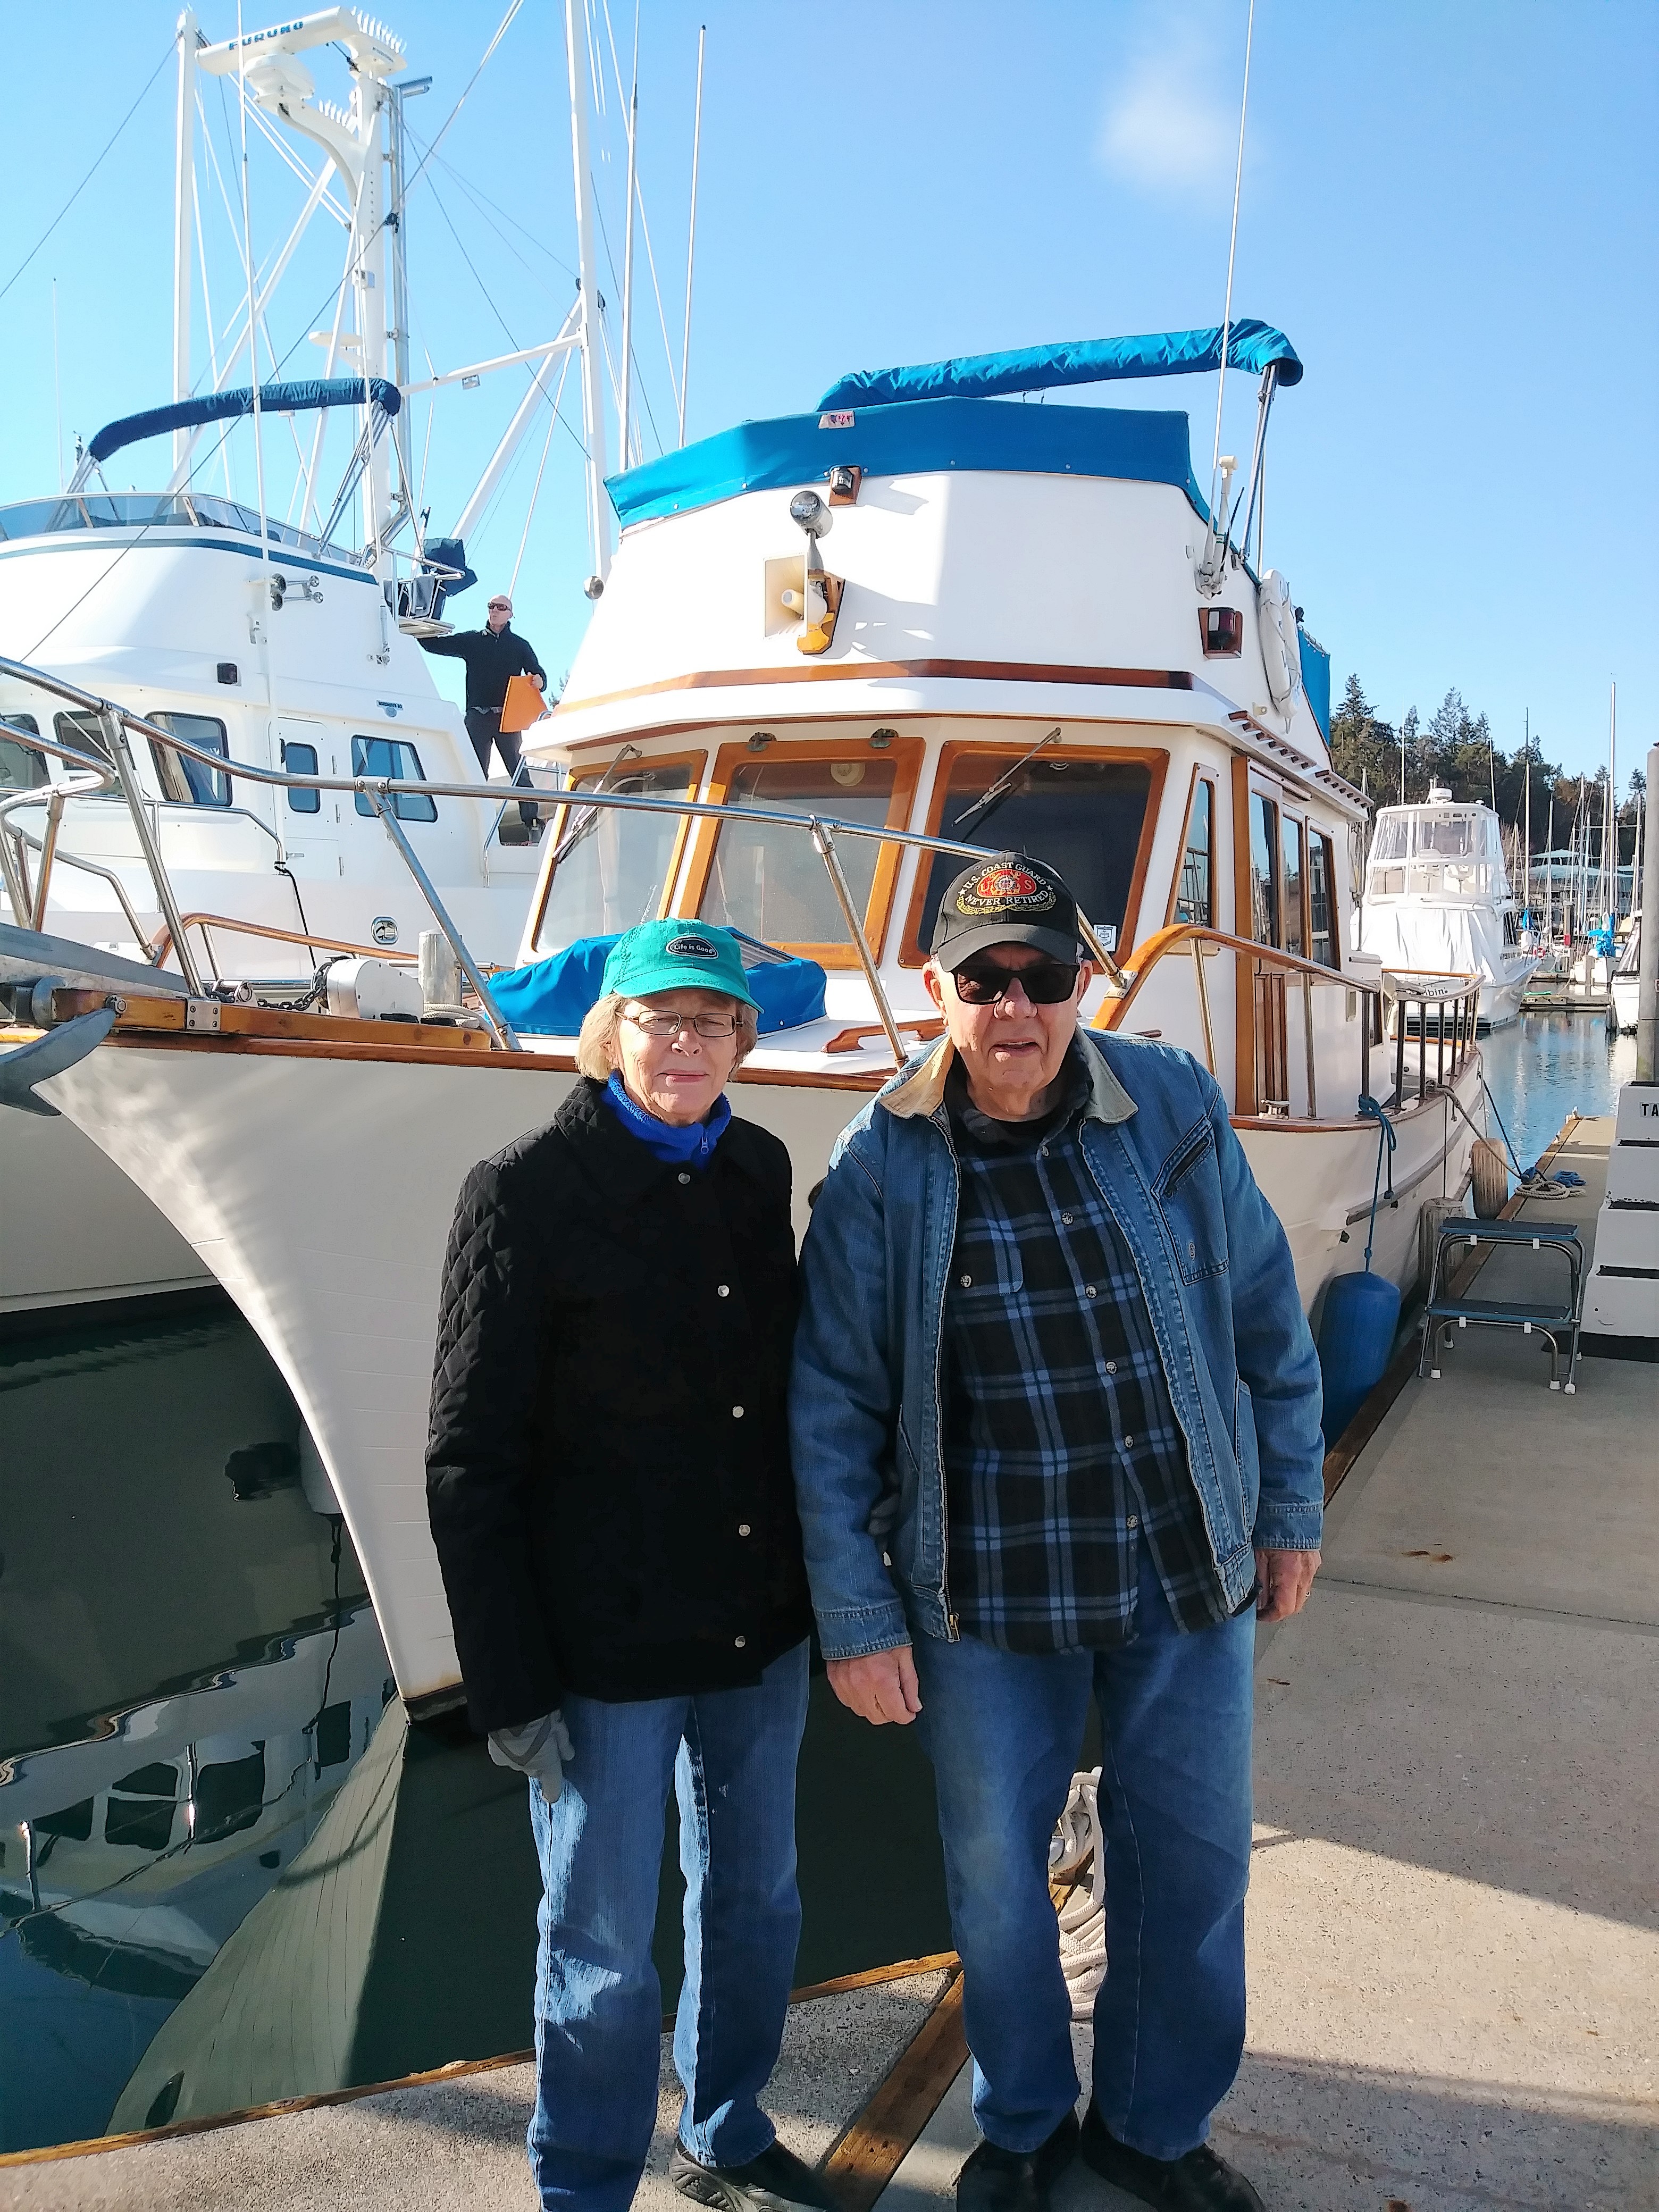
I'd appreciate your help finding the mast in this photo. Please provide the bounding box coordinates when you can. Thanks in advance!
[618,18,639,473]
[679,24,705,449]
[172,10,200,477]
[567,0,611,589]
[386,75,431,539]
[1608,680,1618,924]
[1522,710,1531,928]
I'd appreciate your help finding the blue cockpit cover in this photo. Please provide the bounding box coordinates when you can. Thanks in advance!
[815,322,1303,410]
[488,933,828,1038]
[608,397,1207,527]
[87,379,402,466]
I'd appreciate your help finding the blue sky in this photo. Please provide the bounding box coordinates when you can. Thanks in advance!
[1,2,1652,782]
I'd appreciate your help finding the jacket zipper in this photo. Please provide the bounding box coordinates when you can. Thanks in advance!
[933,1109,961,1640]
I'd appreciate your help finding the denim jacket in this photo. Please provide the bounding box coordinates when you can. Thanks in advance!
[789,1029,1325,1660]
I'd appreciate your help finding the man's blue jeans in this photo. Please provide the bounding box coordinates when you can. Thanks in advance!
[911,1545,1254,2164]
[525,1643,810,2212]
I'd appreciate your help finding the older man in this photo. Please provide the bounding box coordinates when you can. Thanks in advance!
[790,854,1324,2212]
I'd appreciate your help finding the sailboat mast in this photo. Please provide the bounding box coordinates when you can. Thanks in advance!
[172,9,199,478]
[566,0,611,589]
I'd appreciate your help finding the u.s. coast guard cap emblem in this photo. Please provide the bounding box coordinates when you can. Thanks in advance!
[929,851,1084,969]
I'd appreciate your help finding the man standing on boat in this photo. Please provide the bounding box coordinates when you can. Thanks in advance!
[419,589,547,826]
[790,854,1325,2212]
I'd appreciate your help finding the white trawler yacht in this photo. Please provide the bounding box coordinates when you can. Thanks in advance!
[1359,785,1541,1027]
[0,7,599,1311]
[7,296,1489,1712]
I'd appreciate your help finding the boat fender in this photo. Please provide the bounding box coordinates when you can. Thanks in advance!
[1317,1269,1401,1449]
[1257,569,1302,709]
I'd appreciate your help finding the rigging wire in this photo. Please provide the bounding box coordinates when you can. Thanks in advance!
[0,38,173,307]
[1209,0,1256,495]
[510,349,574,596]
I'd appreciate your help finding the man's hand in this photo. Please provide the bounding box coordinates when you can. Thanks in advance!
[1255,1547,1320,1622]
[826,1645,921,1726]
[531,673,545,690]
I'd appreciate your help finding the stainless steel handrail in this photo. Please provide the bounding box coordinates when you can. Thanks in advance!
[0,651,1132,1057]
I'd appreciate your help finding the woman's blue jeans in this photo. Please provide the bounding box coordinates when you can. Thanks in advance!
[525,1642,810,2212]
[911,1545,1255,2164]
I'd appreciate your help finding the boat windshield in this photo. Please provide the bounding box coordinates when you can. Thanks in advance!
[534,757,703,948]
[1416,812,1478,858]
[697,754,905,951]
[0,493,341,557]
[911,753,1154,954]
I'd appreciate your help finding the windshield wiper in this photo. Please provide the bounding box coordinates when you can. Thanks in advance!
[951,726,1062,837]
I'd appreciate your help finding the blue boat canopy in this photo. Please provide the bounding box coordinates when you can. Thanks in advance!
[87,378,401,466]
[608,396,1209,528]
[816,322,1302,410]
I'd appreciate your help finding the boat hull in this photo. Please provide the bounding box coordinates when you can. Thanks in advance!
[40,1035,1484,1706]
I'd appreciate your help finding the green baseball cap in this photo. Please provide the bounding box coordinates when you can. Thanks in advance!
[601,919,760,1011]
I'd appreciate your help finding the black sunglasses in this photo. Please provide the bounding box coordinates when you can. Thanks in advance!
[951,958,1080,1006]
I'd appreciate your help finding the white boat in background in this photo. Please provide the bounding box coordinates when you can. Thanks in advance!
[0,7,595,1313]
[12,274,1488,1711]
[1360,785,1542,1028]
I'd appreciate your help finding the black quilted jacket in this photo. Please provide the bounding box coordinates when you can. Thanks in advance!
[425,1079,812,1730]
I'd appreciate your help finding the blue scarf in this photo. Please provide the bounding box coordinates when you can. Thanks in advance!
[602,1075,731,1169]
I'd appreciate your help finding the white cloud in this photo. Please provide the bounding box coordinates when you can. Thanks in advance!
[1096,13,1248,205]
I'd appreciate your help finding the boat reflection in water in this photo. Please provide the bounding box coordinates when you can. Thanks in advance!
[1,1296,952,2152]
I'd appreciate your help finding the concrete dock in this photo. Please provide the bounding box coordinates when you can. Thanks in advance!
[4,1121,1654,2211]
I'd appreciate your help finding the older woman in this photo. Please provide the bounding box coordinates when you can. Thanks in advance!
[426,919,824,2212]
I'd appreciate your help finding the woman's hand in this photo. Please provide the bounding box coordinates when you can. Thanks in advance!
[826,1646,921,1726]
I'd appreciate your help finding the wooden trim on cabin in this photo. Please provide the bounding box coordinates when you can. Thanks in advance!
[677,734,925,968]
[1163,762,1220,929]
[896,739,1169,967]
[1230,755,1257,1109]
[553,659,1197,718]
[526,747,709,954]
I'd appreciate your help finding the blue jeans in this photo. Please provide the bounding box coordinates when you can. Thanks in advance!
[526,1643,810,2212]
[911,1545,1254,2163]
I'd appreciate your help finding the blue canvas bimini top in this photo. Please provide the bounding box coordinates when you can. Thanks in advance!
[607,396,1208,527]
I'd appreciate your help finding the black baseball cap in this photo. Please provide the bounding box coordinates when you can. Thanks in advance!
[930,852,1084,969]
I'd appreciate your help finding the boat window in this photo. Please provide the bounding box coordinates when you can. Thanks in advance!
[1415,812,1476,858]
[1369,817,1409,864]
[33,1800,94,1842]
[54,710,112,763]
[281,740,321,812]
[913,754,1154,954]
[1249,791,1279,945]
[83,495,194,529]
[1309,833,1337,967]
[194,1749,266,1842]
[104,1790,177,1852]
[1281,816,1305,957]
[0,714,46,790]
[314,1701,353,1772]
[1370,867,1406,897]
[535,757,702,948]
[352,736,436,820]
[149,713,231,806]
[701,756,902,950]
[1174,777,1213,927]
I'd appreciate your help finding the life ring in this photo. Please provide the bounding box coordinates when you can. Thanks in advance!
[1258,568,1302,708]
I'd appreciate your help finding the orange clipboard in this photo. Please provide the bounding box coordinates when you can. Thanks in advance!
[499,673,548,735]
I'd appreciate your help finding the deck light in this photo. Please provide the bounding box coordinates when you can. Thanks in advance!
[748,732,775,750]
[789,490,832,540]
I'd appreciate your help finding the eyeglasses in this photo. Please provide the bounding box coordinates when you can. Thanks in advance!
[950,958,1080,1006]
[623,1010,738,1040]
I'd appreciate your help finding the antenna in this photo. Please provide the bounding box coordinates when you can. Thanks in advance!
[679,24,705,449]
[234,2,270,569]
[1209,0,1256,499]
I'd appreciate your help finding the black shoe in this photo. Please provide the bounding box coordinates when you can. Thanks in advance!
[1078,2105,1262,2210]
[670,2138,840,2212]
[957,2108,1080,2212]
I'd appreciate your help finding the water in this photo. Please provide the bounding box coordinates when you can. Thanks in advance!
[1479,1011,1634,1170]
[0,1297,950,2154]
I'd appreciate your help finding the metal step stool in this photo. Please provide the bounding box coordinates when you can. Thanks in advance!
[1418,1217,1585,1393]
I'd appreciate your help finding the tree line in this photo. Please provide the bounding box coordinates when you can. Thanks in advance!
[1328,676,1644,857]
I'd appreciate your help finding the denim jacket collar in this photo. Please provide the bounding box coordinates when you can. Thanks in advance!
[876,1028,1138,1129]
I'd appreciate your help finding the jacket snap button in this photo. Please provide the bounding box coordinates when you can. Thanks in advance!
[716,1284,730,1297]
[1127,1514,1139,1530]
[732,1404,744,1419]
[959,1273,973,1287]
[1061,1212,1074,1225]
[734,1635,747,1649]
[738,1522,751,1537]
[1124,1434,1135,1449]
[1040,1146,1049,1158]
[678,1171,692,1185]
[1105,1359,1117,1375]
[1085,1285,1097,1298]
